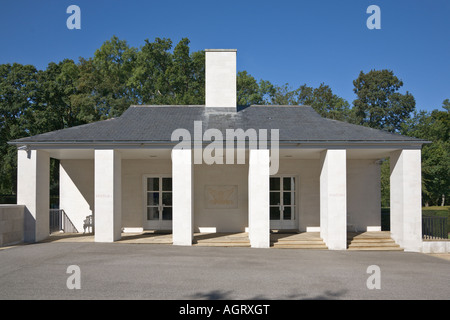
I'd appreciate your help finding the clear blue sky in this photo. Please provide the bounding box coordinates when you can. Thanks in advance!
[0,0,449,112]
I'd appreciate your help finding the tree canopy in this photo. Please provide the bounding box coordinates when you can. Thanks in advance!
[353,69,416,132]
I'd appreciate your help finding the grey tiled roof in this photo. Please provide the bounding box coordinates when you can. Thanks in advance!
[9,105,427,145]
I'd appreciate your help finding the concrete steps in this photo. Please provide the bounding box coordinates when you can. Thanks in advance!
[193,242,250,247]
[347,232,403,251]
[192,233,250,247]
[271,232,328,249]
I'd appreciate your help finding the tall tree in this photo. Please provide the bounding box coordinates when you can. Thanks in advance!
[167,38,205,104]
[128,37,205,106]
[91,35,138,117]
[353,69,415,132]
[236,71,274,106]
[309,83,352,122]
[265,82,352,122]
[0,63,38,194]
[30,59,84,134]
[400,102,450,206]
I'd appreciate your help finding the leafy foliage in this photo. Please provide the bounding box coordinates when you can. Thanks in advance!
[400,104,450,205]
[353,69,415,132]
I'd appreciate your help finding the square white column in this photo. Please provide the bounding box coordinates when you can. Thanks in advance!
[17,149,50,242]
[320,149,347,250]
[390,149,422,252]
[172,149,193,246]
[248,149,270,248]
[94,150,122,242]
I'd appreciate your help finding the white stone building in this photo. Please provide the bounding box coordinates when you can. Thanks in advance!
[9,49,428,251]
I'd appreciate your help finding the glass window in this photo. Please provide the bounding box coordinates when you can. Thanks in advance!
[283,177,295,191]
[162,178,172,191]
[147,178,159,192]
[283,192,295,206]
[162,207,172,221]
[162,192,172,206]
[147,207,159,220]
[270,207,280,220]
[283,207,292,220]
[270,192,280,206]
[270,177,280,191]
[147,192,159,206]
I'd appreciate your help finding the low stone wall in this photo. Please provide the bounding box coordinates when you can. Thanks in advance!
[0,205,25,246]
[422,240,450,253]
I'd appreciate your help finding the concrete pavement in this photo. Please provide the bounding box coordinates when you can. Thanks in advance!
[0,242,449,300]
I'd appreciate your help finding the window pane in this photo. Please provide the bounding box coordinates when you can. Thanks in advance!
[283,177,295,191]
[283,192,292,205]
[283,207,292,220]
[162,207,172,221]
[270,177,280,191]
[162,192,172,206]
[147,192,159,206]
[147,178,159,191]
[147,207,159,220]
[162,178,172,191]
[270,192,280,206]
[270,207,280,220]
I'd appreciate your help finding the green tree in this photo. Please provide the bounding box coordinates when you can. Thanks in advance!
[353,69,415,132]
[442,99,450,112]
[236,71,275,106]
[400,102,450,206]
[167,38,205,105]
[128,37,205,106]
[265,82,352,122]
[309,83,352,122]
[91,35,138,117]
[0,63,38,194]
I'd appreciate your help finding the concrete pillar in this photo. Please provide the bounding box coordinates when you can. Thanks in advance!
[205,49,237,108]
[248,149,270,248]
[17,149,50,242]
[94,150,122,242]
[390,149,422,252]
[172,149,193,246]
[320,149,347,250]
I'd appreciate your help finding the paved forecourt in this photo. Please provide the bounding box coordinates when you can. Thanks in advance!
[0,241,449,300]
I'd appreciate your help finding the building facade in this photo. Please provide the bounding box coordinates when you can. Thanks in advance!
[10,49,427,251]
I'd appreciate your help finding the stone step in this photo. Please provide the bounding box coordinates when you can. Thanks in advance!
[194,239,250,244]
[347,239,396,245]
[193,242,250,247]
[348,246,404,251]
[348,241,403,251]
[272,244,328,249]
[271,233,327,249]
[347,239,397,246]
[348,241,400,247]
[272,240,327,245]
[347,232,403,251]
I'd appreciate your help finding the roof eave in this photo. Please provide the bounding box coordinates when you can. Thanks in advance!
[7,139,431,148]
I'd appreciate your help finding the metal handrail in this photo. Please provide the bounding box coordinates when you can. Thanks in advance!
[422,216,448,240]
[49,209,78,234]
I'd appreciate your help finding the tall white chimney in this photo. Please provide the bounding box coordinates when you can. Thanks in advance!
[205,49,237,108]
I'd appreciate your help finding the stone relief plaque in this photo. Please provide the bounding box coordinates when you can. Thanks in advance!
[205,185,238,209]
